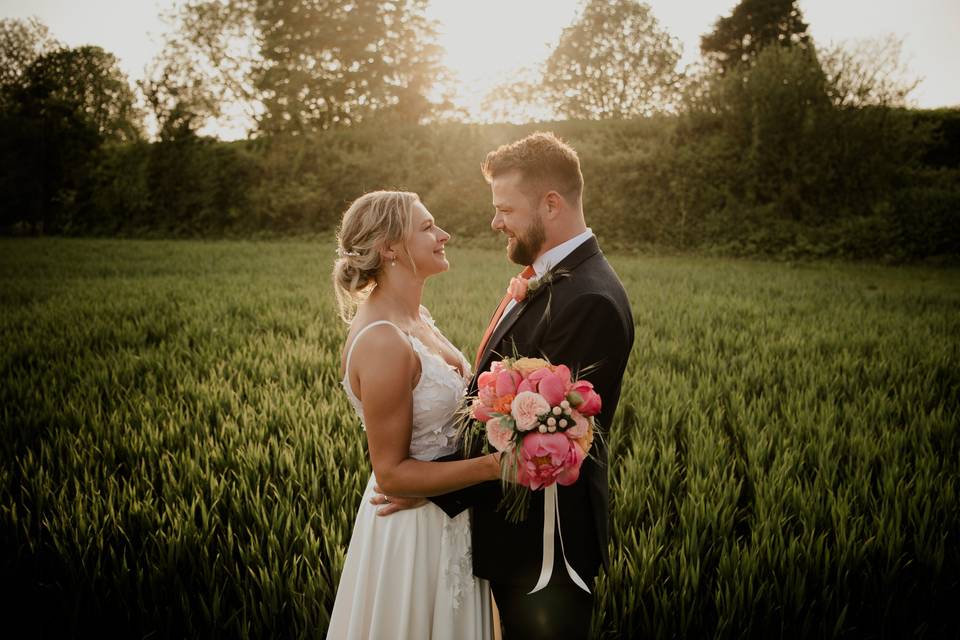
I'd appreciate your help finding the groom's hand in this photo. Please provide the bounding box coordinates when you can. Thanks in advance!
[371,483,426,516]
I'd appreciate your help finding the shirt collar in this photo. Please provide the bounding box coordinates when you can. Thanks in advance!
[532,228,594,278]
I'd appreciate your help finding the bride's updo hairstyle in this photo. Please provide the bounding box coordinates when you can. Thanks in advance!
[333,190,419,322]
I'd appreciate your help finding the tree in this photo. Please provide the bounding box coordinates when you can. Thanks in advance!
[819,35,919,108]
[701,0,811,74]
[542,0,682,119]
[480,66,549,124]
[254,0,446,134]
[0,17,59,90]
[141,34,233,141]
[145,0,261,138]
[1,46,142,231]
[156,0,448,137]
[19,46,142,143]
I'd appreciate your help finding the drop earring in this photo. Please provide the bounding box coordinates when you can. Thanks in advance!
[391,257,397,267]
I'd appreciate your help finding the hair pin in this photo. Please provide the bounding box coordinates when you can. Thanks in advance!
[337,247,361,258]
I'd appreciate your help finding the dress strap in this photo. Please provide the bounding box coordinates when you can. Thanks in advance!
[343,321,406,397]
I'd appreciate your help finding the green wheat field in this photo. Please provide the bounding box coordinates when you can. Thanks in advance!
[1,238,958,639]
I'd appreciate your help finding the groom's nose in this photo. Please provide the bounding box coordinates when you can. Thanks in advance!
[491,211,504,232]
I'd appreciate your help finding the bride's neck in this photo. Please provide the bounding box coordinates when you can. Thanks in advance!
[369,274,423,324]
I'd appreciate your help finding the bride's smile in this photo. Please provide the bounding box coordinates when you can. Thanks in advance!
[403,201,451,275]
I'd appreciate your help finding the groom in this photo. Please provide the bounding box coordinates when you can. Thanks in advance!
[379,132,634,638]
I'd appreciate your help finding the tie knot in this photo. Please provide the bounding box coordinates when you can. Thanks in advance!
[519,265,536,280]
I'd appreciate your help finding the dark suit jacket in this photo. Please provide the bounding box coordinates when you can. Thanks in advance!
[431,236,634,586]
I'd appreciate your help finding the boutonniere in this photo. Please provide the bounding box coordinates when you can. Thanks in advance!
[508,268,570,304]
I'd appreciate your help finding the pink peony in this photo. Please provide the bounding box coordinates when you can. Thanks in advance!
[486,418,514,452]
[477,370,496,390]
[472,399,494,423]
[495,370,522,397]
[478,385,496,406]
[511,391,550,432]
[537,372,567,406]
[569,380,602,417]
[516,432,586,489]
[527,367,552,388]
[553,364,572,388]
[516,378,534,394]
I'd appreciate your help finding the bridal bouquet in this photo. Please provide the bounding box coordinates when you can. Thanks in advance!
[467,356,601,494]
[465,355,602,593]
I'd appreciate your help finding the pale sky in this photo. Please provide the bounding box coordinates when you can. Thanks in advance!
[2,0,958,136]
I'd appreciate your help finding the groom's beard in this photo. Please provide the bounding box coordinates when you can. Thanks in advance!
[508,212,546,266]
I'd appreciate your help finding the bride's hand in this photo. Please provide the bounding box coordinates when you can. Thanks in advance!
[371,484,426,516]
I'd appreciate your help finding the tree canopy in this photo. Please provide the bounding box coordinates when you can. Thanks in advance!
[0,17,59,90]
[700,0,811,73]
[543,0,682,119]
[18,46,142,143]
[152,0,448,137]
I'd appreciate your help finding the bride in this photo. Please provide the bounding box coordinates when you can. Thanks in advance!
[327,190,498,639]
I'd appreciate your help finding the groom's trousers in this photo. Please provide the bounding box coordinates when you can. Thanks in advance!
[491,574,595,640]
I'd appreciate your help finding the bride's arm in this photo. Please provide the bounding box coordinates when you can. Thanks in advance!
[351,326,500,498]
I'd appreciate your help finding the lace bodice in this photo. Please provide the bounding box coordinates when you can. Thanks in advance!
[341,307,471,461]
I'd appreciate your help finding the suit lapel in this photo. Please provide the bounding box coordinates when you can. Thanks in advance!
[476,236,602,372]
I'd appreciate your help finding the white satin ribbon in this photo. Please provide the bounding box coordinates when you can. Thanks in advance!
[528,484,591,595]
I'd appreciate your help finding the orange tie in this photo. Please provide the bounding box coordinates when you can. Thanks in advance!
[474,265,536,369]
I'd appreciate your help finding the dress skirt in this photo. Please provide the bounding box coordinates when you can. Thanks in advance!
[326,474,493,639]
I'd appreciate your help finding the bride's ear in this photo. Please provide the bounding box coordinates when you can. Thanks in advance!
[379,246,398,265]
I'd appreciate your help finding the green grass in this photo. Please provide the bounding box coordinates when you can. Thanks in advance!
[1,238,958,638]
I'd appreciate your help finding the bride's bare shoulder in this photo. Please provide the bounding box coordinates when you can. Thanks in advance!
[347,321,413,364]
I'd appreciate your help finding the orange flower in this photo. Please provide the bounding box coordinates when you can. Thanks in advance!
[493,393,516,415]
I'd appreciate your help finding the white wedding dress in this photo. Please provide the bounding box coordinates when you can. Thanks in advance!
[327,309,493,639]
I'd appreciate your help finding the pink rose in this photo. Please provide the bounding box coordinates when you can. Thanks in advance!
[507,276,529,302]
[516,433,586,490]
[472,399,493,423]
[511,391,550,432]
[486,418,514,452]
[490,360,506,375]
[495,370,522,397]
[569,380,602,417]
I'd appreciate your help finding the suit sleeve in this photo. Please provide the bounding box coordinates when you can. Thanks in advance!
[538,293,633,432]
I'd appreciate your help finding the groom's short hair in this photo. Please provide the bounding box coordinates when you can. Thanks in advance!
[481,131,584,204]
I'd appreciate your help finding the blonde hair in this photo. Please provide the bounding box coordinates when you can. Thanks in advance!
[332,190,419,322]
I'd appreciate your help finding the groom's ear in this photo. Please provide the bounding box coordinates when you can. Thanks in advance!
[543,191,562,218]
